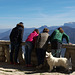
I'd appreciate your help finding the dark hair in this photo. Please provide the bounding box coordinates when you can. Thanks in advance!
[58,27,64,33]
[19,22,23,24]
[43,28,49,33]
[34,29,39,34]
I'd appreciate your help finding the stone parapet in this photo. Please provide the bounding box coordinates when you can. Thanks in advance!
[0,40,75,70]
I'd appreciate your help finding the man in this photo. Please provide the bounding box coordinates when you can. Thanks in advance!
[49,27,71,57]
[10,22,24,64]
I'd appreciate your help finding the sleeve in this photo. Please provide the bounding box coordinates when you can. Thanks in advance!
[9,28,14,42]
[19,28,24,43]
[62,32,69,43]
[35,34,41,48]
[46,36,51,44]
[36,34,41,44]
[50,30,57,42]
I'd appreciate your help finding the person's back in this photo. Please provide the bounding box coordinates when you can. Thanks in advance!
[36,28,49,68]
[50,28,69,44]
[26,31,39,44]
[10,23,24,44]
[10,22,24,64]
[25,29,39,67]
[49,27,70,57]
[37,32,49,49]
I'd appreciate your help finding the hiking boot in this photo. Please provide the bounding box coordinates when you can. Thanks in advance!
[10,62,14,65]
[14,62,20,65]
[28,64,33,67]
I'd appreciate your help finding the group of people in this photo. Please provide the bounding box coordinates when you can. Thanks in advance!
[9,22,71,69]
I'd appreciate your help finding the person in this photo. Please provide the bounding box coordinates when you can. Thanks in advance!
[36,28,49,69]
[9,22,24,65]
[25,29,39,67]
[49,27,71,57]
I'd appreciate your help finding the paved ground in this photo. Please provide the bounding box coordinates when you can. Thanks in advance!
[0,62,75,75]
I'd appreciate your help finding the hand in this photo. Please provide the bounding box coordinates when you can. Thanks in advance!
[69,42,72,45]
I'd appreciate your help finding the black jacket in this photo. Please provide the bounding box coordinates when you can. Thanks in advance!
[10,25,24,44]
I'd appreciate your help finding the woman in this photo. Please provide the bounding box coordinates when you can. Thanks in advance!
[25,29,39,67]
[36,28,49,69]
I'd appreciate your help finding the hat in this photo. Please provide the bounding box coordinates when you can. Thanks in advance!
[19,22,23,24]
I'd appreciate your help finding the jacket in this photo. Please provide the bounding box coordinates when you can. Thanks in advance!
[50,29,69,43]
[10,25,24,44]
[26,31,39,44]
[36,32,49,49]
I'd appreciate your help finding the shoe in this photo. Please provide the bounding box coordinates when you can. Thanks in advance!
[36,64,43,69]
[28,64,33,67]
[25,64,28,67]
[36,66,39,69]
[14,62,20,65]
[10,62,13,65]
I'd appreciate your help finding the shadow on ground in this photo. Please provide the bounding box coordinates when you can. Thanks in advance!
[0,62,74,75]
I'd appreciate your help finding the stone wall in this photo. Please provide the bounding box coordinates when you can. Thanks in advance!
[0,41,75,70]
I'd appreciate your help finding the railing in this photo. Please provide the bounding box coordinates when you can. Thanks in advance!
[0,40,75,70]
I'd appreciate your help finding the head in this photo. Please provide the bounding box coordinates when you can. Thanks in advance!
[43,28,49,33]
[58,27,64,33]
[45,52,50,60]
[34,29,39,34]
[46,51,52,60]
[16,22,24,28]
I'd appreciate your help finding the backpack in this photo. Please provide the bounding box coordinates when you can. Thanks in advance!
[10,27,19,42]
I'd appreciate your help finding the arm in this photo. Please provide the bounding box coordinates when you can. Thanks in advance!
[46,36,51,44]
[62,32,69,44]
[50,30,57,42]
[9,28,14,42]
[19,28,24,43]
[35,34,41,48]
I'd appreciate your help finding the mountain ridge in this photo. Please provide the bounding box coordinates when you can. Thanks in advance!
[0,24,75,43]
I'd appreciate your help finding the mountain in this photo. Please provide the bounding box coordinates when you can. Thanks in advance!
[0,26,59,41]
[64,22,75,28]
[0,29,10,33]
[38,25,59,31]
[0,30,11,40]
[61,26,75,44]
[0,25,75,44]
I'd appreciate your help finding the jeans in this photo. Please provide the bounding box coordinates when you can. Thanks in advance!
[36,48,46,66]
[25,42,33,64]
[51,49,61,57]
[10,42,20,63]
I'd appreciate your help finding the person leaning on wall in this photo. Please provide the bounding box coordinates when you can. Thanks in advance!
[35,28,49,69]
[24,29,39,67]
[48,27,71,57]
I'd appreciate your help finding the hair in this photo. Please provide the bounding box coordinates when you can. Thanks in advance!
[58,27,64,33]
[43,28,49,33]
[16,22,24,28]
[34,29,39,34]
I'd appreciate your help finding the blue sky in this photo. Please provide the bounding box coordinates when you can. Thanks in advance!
[0,0,75,28]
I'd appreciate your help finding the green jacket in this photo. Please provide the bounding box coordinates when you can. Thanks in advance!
[50,29,69,43]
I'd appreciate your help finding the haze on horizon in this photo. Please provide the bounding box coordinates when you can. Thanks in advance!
[0,0,75,29]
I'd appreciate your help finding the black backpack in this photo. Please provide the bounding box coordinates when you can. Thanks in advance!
[10,27,19,42]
